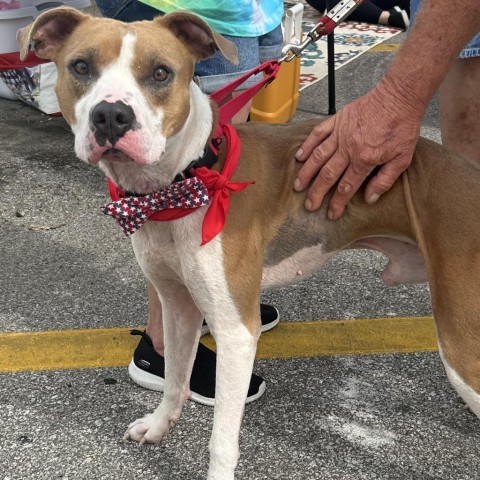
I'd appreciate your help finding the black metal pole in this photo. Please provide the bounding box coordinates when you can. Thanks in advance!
[326,0,336,114]
[327,32,336,114]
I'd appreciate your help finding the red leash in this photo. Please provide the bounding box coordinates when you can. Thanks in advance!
[0,51,49,71]
[210,60,281,140]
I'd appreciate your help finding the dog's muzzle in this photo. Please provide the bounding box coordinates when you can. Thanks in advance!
[90,100,137,147]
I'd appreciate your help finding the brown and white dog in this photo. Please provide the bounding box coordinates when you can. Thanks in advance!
[18,7,480,479]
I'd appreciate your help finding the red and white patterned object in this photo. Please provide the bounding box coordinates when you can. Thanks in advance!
[102,177,209,237]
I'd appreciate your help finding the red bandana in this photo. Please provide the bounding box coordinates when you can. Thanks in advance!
[103,123,253,245]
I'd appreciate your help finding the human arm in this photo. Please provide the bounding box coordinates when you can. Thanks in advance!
[293,0,480,219]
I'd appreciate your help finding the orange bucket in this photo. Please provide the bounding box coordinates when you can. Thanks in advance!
[250,4,303,123]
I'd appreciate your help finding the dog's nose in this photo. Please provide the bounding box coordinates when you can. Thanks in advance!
[91,100,136,146]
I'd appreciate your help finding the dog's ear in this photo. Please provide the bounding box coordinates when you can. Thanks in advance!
[159,11,239,65]
[17,6,88,61]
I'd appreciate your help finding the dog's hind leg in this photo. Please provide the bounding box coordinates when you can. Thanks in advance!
[427,255,480,417]
[124,280,203,444]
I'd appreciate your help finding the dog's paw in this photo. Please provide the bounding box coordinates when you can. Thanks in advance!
[123,413,175,445]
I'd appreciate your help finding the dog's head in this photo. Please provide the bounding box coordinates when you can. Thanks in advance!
[17,8,237,187]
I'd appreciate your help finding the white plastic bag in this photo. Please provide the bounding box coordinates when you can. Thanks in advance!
[0,61,60,114]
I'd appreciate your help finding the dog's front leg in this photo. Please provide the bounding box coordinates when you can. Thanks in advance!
[124,281,202,444]
[172,216,262,478]
[206,320,259,480]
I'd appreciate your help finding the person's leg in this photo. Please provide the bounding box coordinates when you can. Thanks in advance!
[258,24,284,63]
[349,2,385,24]
[145,280,164,354]
[305,0,409,28]
[439,55,480,163]
[230,23,284,123]
[95,0,160,21]
[372,0,410,15]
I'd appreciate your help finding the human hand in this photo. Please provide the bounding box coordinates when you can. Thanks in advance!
[293,84,422,220]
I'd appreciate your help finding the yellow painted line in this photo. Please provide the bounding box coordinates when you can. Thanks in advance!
[203,316,437,358]
[0,317,438,373]
[0,328,137,373]
[370,43,401,52]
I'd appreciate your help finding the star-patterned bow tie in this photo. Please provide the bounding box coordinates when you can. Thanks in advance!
[102,176,210,237]
[102,123,253,245]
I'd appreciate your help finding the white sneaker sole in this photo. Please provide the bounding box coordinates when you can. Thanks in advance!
[128,358,165,392]
[128,359,267,407]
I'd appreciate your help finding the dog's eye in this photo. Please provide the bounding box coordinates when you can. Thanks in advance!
[73,60,89,76]
[153,67,169,82]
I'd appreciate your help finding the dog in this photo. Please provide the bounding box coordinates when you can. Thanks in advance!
[18,7,480,479]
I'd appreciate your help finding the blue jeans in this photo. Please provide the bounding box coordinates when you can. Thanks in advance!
[95,0,283,93]
[410,0,480,58]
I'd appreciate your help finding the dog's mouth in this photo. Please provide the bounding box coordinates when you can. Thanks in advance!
[101,148,134,163]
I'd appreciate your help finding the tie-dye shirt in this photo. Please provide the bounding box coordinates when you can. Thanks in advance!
[139,0,283,36]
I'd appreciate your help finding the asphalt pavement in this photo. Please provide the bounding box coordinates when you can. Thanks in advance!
[1,19,480,480]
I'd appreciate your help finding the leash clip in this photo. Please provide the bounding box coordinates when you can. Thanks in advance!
[280,35,315,63]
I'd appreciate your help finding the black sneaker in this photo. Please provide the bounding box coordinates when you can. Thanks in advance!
[128,330,266,406]
[388,6,410,29]
[201,303,279,336]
